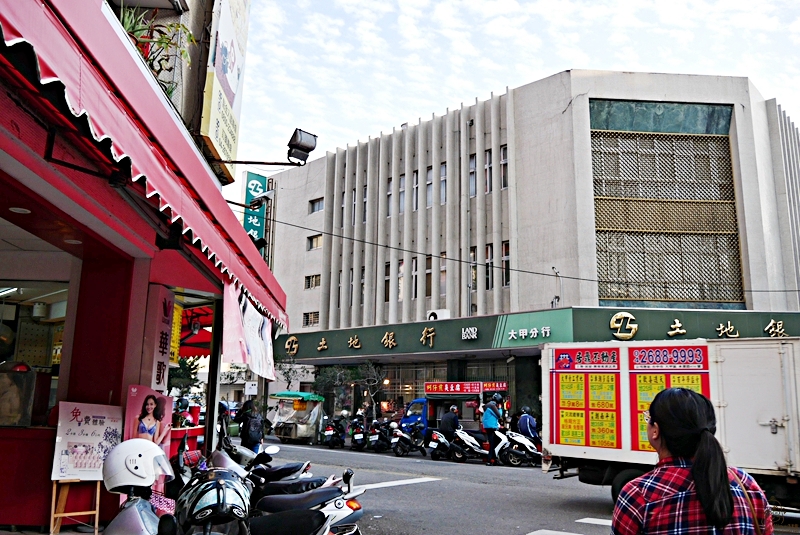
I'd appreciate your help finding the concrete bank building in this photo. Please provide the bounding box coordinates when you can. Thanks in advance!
[270,70,800,420]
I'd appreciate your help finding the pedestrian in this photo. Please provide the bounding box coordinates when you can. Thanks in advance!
[234,399,264,453]
[482,393,503,466]
[613,388,772,535]
[439,405,459,442]
[518,406,538,439]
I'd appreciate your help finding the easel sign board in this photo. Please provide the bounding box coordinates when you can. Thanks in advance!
[50,402,123,481]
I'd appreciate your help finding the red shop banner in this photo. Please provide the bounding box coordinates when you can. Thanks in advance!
[482,381,508,391]
[424,382,482,394]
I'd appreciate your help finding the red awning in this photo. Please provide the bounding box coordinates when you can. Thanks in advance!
[0,0,288,329]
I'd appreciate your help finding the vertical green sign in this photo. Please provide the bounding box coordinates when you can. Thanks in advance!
[243,171,266,240]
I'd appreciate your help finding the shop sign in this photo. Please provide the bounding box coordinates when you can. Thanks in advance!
[462,326,478,340]
[51,402,123,481]
[144,285,175,392]
[494,308,573,348]
[424,382,482,394]
[169,301,183,365]
[243,171,266,240]
[482,381,507,391]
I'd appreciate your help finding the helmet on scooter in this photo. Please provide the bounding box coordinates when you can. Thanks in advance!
[175,468,249,530]
[492,393,503,403]
[340,410,350,418]
[103,438,174,494]
[521,406,531,414]
[389,421,398,429]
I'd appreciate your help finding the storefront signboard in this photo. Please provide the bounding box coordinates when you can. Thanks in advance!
[550,347,621,449]
[493,308,574,348]
[424,382,482,394]
[51,402,123,481]
[143,285,175,392]
[169,301,183,366]
[243,171,266,240]
[482,381,508,391]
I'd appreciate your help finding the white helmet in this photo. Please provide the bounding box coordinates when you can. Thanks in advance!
[103,438,174,494]
[389,421,398,429]
[340,410,350,418]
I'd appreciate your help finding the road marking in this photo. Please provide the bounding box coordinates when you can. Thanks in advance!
[527,530,583,535]
[358,477,441,490]
[576,518,612,527]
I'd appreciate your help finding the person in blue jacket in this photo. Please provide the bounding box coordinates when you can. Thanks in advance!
[482,393,503,466]
[518,406,539,439]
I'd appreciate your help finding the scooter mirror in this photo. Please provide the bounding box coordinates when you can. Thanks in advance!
[263,445,280,455]
[157,514,178,535]
[342,468,354,485]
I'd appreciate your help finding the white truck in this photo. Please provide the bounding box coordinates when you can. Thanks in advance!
[541,338,800,508]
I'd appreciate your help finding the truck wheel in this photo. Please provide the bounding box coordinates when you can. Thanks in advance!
[611,469,645,503]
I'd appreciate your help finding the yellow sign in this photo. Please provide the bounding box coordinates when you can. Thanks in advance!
[170,302,183,365]
[559,373,585,409]
[588,373,616,410]
[293,400,308,411]
[670,374,702,392]
[636,374,666,411]
[589,410,617,448]
[200,72,239,183]
[559,409,585,445]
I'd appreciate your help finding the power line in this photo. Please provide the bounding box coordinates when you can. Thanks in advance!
[229,206,799,296]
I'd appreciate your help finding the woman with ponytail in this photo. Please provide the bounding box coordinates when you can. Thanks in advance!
[612,388,772,535]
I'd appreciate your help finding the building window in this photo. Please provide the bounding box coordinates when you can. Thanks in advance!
[469,155,476,197]
[426,167,433,208]
[349,268,354,307]
[502,241,510,287]
[309,198,324,214]
[399,174,405,215]
[469,246,477,288]
[440,252,446,295]
[304,274,321,289]
[412,171,419,211]
[384,262,390,302]
[485,243,494,290]
[340,191,345,228]
[387,178,392,217]
[351,188,356,225]
[363,185,367,223]
[425,255,432,297]
[337,271,341,309]
[411,258,418,299]
[500,145,508,189]
[360,266,365,304]
[302,311,320,327]
[485,150,492,193]
[398,260,404,301]
[307,234,322,250]
[440,163,447,204]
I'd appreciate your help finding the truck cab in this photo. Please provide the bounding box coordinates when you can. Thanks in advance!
[400,398,428,431]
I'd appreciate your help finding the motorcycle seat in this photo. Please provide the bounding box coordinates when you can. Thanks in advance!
[258,476,328,496]
[256,486,344,513]
[256,462,306,482]
[463,429,487,442]
[249,509,327,535]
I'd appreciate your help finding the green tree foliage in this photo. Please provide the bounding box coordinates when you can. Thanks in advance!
[168,356,201,398]
[274,353,304,391]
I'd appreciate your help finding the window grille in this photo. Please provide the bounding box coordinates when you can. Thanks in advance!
[302,311,319,327]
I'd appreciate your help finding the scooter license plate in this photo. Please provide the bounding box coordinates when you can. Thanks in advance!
[428,441,438,448]
[369,435,379,441]
[391,437,399,443]
[354,434,364,440]
[324,430,334,435]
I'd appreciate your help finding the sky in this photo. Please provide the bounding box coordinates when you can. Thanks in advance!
[231,0,800,183]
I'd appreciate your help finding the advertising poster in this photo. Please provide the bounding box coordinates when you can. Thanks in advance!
[628,345,710,451]
[551,347,621,449]
[51,402,123,481]
[124,385,172,454]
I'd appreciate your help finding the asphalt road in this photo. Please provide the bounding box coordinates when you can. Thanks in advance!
[262,439,616,535]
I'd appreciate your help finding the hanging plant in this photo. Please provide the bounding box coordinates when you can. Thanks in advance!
[119,4,196,98]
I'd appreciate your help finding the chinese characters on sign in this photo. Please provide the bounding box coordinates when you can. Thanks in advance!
[716,321,740,338]
[627,345,710,452]
[765,319,788,337]
[482,382,508,391]
[554,348,620,371]
[420,327,435,347]
[285,336,299,356]
[424,382,482,394]
[317,338,328,351]
[508,326,551,340]
[381,332,397,349]
[667,319,686,337]
[348,335,361,349]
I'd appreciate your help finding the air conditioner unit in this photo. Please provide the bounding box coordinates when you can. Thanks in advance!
[426,309,450,321]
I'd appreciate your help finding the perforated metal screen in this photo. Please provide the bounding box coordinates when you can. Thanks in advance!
[592,131,744,303]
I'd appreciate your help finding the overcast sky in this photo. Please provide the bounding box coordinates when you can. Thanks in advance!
[232,0,800,179]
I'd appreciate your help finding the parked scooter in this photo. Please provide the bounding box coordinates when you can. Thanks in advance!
[390,421,428,457]
[366,420,392,453]
[427,430,452,461]
[349,418,367,451]
[450,425,488,463]
[256,468,365,532]
[323,413,348,449]
[494,429,528,467]
[500,430,542,466]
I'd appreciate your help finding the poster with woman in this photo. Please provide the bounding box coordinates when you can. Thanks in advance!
[124,384,172,451]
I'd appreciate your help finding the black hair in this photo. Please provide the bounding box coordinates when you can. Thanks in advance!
[241,399,255,413]
[139,394,165,421]
[649,388,732,529]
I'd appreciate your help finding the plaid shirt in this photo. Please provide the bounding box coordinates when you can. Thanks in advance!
[612,457,772,535]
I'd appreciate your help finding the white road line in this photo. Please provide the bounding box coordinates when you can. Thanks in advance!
[576,518,612,527]
[358,477,441,490]
[527,530,584,535]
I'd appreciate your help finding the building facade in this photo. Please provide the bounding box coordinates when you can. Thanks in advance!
[269,70,800,410]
